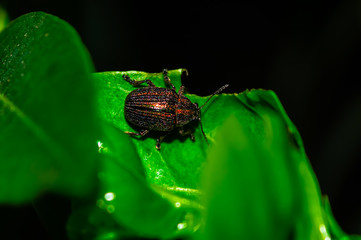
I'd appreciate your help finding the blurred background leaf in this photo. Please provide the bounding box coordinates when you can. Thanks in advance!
[198,115,297,240]
[196,91,333,240]
[0,5,9,32]
[0,11,98,203]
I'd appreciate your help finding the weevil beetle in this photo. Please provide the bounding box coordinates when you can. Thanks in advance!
[123,69,229,150]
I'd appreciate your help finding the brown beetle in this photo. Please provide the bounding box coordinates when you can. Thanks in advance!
[123,69,228,150]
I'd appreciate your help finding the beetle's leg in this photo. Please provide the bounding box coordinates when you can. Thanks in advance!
[179,127,195,141]
[163,69,176,91]
[156,134,168,150]
[178,85,185,96]
[124,129,150,137]
[123,74,155,87]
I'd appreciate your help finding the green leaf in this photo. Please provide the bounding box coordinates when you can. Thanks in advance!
[80,70,358,239]
[67,70,203,239]
[95,69,207,189]
[197,90,358,240]
[322,197,361,240]
[198,114,294,239]
[68,123,202,239]
[91,70,298,238]
[94,70,302,196]
[0,12,98,203]
[323,196,346,238]
[0,5,9,32]
[198,111,313,240]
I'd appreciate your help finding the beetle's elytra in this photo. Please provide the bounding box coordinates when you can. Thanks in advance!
[123,69,228,150]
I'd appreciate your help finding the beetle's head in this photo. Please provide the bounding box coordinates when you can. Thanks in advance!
[197,84,229,145]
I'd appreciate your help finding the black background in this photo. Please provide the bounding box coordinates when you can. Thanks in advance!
[1,0,361,239]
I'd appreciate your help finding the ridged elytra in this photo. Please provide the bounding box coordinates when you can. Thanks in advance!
[123,69,229,150]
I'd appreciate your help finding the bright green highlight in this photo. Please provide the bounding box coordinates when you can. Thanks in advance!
[0,6,9,32]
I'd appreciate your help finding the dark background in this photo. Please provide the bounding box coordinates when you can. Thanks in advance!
[1,0,361,239]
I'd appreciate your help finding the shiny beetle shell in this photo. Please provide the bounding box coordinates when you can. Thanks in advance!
[122,69,228,150]
[124,87,178,131]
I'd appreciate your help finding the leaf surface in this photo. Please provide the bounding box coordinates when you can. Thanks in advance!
[92,69,357,239]
[90,70,296,238]
[0,12,98,203]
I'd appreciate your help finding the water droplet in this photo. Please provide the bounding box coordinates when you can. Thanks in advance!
[24,33,28,37]
[104,192,115,201]
[177,223,187,230]
[97,141,104,152]
[155,169,164,179]
[175,202,181,208]
[319,224,331,240]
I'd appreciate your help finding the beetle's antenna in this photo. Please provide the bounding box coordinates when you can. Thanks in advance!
[199,118,209,145]
[200,84,229,110]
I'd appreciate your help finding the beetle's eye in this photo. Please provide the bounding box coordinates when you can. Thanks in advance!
[194,103,199,108]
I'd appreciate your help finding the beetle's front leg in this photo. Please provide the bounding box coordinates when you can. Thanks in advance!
[123,74,155,87]
[124,129,150,138]
[178,85,185,96]
[179,127,195,141]
[163,69,176,91]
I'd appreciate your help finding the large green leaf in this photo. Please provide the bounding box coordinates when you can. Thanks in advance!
[90,70,285,238]
[85,69,359,239]
[198,112,322,240]
[68,123,202,239]
[198,114,295,239]
[197,88,359,240]
[93,70,302,195]
[0,12,98,203]
[67,70,204,239]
